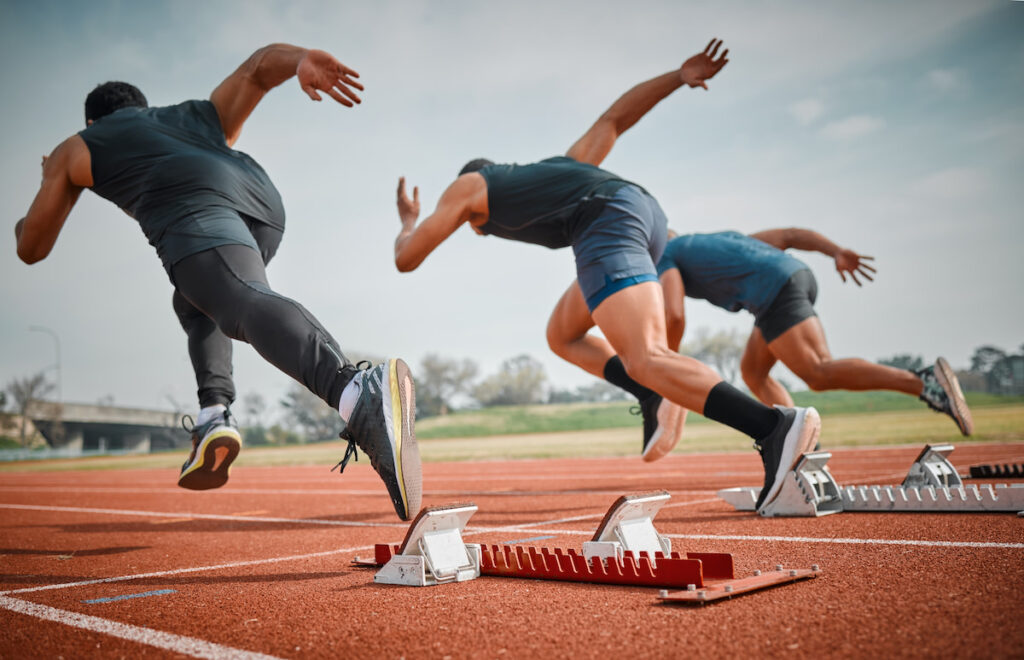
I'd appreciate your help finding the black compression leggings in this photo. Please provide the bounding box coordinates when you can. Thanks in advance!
[171,227,354,410]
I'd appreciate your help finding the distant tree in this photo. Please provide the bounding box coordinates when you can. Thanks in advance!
[240,392,271,445]
[96,394,115,407]
[280,384,343,443]
[681,327,744,385]
[472,354,548,406]
[6,372,54,447]
[878,354,925,372]
[970,346,1007,374]
[417,354,479,417]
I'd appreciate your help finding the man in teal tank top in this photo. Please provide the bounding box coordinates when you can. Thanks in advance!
[653,228,973,435]
[14,43,422,520]
[393,40,825,514]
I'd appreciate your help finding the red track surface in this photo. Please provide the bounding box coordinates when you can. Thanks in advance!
[1,443,1022,658]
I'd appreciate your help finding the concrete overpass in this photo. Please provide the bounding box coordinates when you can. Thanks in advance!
[28,402,189,454]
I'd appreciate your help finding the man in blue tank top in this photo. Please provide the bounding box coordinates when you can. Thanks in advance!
[654,228,973,435]
[393,40,822,513]
[14,43,421,520]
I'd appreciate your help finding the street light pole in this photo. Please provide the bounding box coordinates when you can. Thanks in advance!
[29,325,61,405]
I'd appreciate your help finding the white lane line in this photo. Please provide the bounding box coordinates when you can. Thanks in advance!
[0,504,408,528]
[663,533,1024,550]
[504,498,722,528]
[0,486,695,497]
[0,595,283,659]
[1,543,375,596]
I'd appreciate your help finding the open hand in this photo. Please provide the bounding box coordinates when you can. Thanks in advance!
[835,249,876,286]
[397,177,420,225]
[680,38,729,89]
[297,50,363,106]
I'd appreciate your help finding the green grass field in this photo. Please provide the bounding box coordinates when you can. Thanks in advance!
[2,392,1021,472]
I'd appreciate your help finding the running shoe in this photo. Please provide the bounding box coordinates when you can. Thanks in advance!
[637,395,687,463]
[178,408,241,491]
[332,359,422,521]
[753,406,821,512]
[916,357,974,436]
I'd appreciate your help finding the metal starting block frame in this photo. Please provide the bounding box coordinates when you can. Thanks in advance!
[369,503,481,587]
[582,491,672,563]
[718,444,1024,516]
[717,451,842,517]
[355,492,822,602]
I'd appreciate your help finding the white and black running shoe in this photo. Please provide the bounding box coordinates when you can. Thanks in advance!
[179,408,241,491]
[753,406,821,512]
[917,357,974,436]
[333,359,422,521]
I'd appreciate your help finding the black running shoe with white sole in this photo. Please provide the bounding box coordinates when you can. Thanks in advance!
[753,406,821,512]
[179,408,241,491]
[916,357,974,436]
[333,359,422,521]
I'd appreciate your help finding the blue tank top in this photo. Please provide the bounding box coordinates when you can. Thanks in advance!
[477,156,636,249]
[656,231,808,316]
[79,100,285,270]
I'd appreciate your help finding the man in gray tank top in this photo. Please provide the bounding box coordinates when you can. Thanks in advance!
[393,40,824,514]
[14,43,421,520]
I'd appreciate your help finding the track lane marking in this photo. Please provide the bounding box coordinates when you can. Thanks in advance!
[0,595,284,659]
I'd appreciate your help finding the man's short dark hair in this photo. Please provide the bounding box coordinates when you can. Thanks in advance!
[458,158,494,176]
[85,82,148,124]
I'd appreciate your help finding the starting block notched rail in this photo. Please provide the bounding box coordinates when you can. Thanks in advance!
[717,444,1024,516]
[968,463,1024,479]
[355,491,822,602]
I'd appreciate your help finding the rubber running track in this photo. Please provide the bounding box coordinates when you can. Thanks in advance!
[1,443,1022,658]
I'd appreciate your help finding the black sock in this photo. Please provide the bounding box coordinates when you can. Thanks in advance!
[703,382,783,441]
[603,356,656,401]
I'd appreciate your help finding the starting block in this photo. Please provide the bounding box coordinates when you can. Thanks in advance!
[718,444,1024,516]
[717,452,842,517]
[356,492,822,602]
[968,463,1024,479]
[582,491,672,563]
[369,503,481,586]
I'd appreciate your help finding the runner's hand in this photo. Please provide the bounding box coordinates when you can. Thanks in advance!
[397,177,420,226]
[297,50,363,106]
[680,39,729,89]
[835,249,876,286]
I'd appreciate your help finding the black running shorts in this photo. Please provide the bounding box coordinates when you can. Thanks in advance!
[755,269,818,344]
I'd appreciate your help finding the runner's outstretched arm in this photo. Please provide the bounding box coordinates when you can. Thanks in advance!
[566,38,729,166]
[393,175,487,272]
[210,43,363,146]
[750,227,877,286]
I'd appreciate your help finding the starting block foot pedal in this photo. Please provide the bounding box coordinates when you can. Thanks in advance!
[659,564,822,604]
[583,490,672,563]
[903,444,961,488]
[717,452,842,517]
[364,503,481,587]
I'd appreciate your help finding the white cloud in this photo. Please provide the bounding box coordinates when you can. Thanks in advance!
[789,98,824,125]
[819,115,885,140]
[910,167,991,199]
[926,68,961,92]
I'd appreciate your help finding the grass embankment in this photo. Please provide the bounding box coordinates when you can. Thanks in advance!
[2,392,1022,472]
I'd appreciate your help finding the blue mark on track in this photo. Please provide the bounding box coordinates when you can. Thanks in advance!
[503,535,556,545]
[83,589,177,604]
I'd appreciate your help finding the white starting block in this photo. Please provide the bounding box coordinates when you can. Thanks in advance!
[718,444,1024,516]
[717,452,842,517]
[374,503,481,587]
[901,444,961,489]
[582,490,672,564]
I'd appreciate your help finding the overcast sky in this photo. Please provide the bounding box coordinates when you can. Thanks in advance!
[2,1,1021,419]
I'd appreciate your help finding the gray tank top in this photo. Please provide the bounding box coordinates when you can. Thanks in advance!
[79,100,285,270]
[477,156,637,249]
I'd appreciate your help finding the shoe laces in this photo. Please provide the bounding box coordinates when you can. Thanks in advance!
[331,430,360,474]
